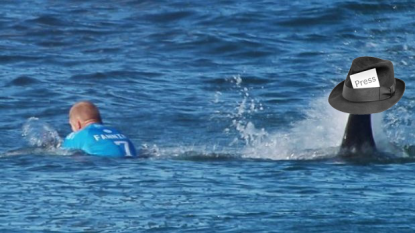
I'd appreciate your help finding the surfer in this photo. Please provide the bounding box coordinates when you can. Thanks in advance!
[328,57,405,157]
[61,101,137,157]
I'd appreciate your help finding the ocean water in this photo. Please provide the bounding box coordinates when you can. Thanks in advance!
[2,0,415,232]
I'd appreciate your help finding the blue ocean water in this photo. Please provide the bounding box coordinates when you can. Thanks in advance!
[2,0,415,232]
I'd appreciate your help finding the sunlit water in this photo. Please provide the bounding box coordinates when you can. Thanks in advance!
[2,0,415,232]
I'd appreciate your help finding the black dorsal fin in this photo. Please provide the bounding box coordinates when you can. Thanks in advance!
[339,114,376,157]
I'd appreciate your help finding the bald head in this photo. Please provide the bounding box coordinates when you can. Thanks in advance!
[69,101,102,131]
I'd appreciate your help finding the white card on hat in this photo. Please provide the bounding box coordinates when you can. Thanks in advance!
[350,68,380,89]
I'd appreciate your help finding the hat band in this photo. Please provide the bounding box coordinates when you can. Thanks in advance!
[342,79,396,102]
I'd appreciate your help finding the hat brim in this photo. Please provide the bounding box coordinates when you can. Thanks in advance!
[328,78,405,114]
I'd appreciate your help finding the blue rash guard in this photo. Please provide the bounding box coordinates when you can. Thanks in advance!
[62,123,137,157]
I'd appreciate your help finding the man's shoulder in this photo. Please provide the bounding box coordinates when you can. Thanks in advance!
[65,126,95,142]
[63,128,88,149]
[89,124,122,134]
[65,132,76,140]
[65,129,85,140]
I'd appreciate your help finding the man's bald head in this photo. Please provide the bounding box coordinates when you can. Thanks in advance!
[69,101,102,131]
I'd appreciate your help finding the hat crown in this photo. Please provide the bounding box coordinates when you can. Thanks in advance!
[345,57,395,88]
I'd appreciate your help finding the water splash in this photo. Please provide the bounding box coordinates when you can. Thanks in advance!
[211,75,414,160]
[210,75,343,160]
[240,95,348,160]
[22,117,62,149]
[382,102,415,146]
[380,101,415,157]
[220,75,266,147]
[151,73,413,161]
[238,97,411,160]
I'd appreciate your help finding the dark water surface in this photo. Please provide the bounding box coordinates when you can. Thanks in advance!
[3,155,415,232]
[2,0,415,232]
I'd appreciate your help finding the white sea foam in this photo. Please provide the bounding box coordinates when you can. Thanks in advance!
[240,95,348,160]
[121,75,412,161]
[223,76,410,160]
[22,117,62,149]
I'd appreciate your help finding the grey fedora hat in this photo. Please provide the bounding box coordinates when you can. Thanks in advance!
[328,56,405,114]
